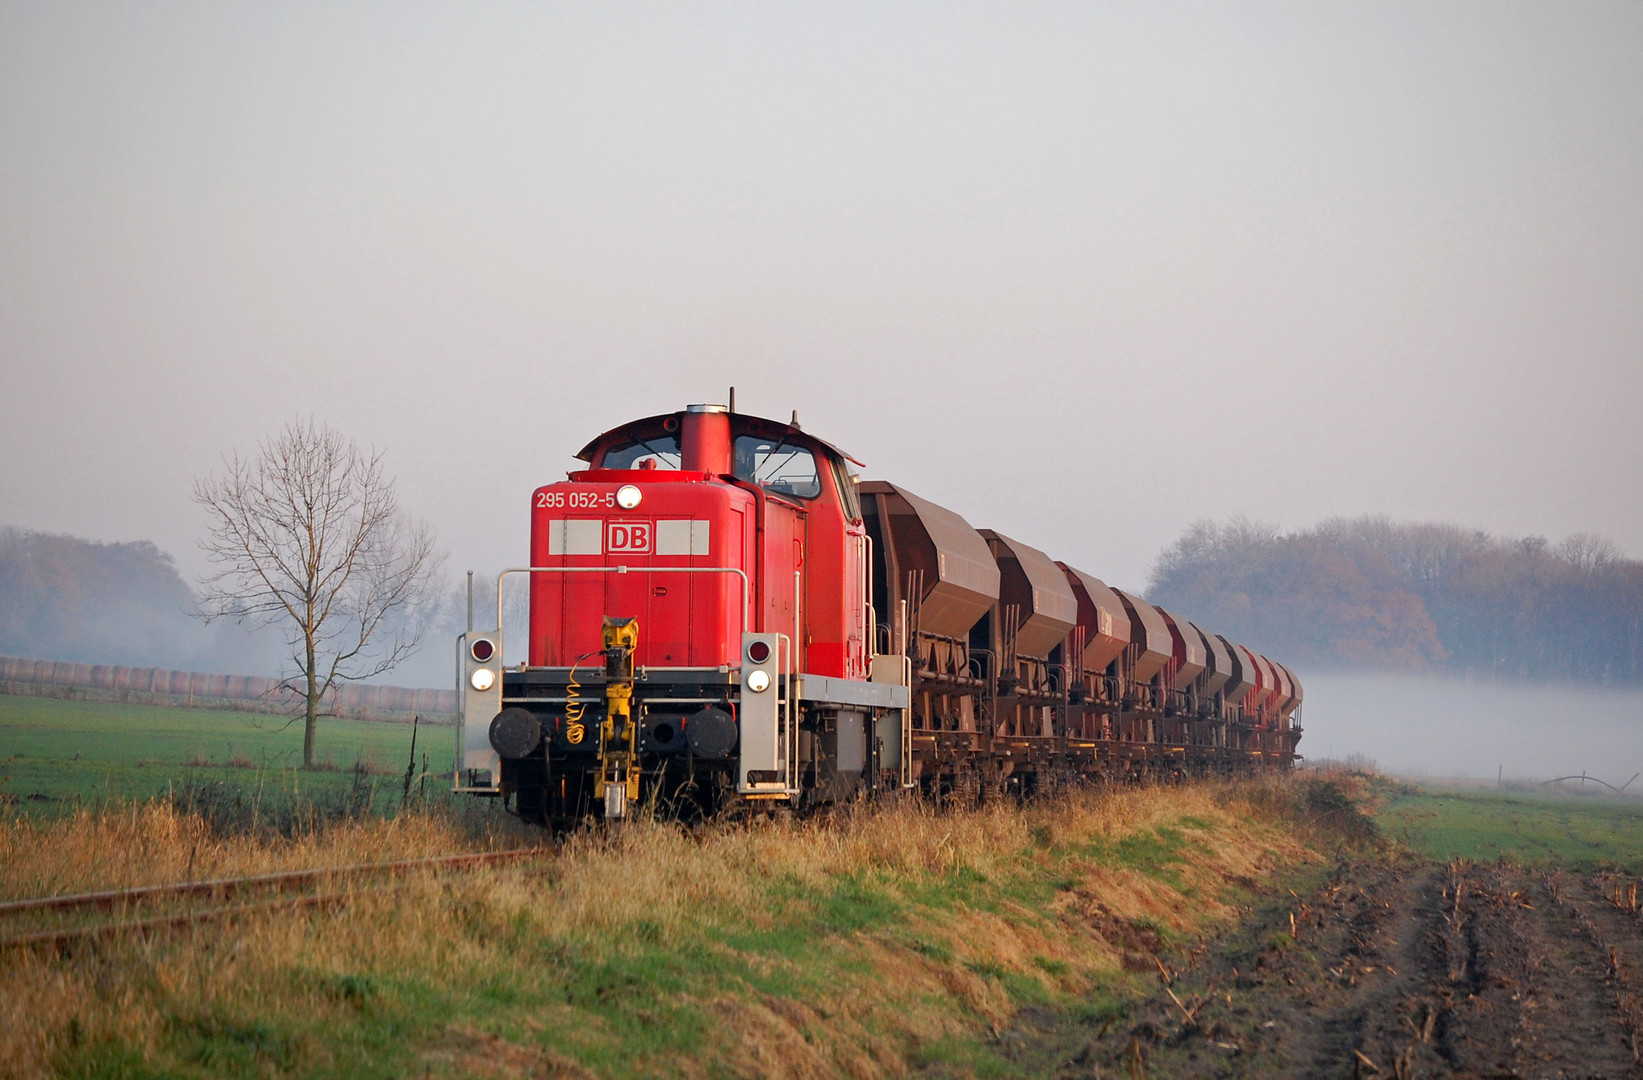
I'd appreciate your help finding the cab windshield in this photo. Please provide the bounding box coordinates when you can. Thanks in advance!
[602,435,681,470]
[599,430,825,500]
[732,435,821,499]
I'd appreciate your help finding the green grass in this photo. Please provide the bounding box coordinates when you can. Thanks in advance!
[6,777,1356,1080]
[1376,784,1643,870]
[1073,822,1204,896]
[0,693,447,819]
[1,698,1378,1077]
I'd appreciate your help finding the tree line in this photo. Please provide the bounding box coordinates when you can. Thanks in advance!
[0,527,220,669]
[1147,516,1643,684]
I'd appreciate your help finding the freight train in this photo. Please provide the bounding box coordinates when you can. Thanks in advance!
[455,403,1302,825]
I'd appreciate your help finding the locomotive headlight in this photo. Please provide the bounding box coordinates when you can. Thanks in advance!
[745,669,771,693]
[616,484,642,509]
[470,668,496,692]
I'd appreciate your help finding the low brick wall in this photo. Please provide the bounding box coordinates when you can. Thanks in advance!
[0,655,455,724]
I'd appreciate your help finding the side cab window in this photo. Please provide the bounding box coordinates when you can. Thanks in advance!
[831,456,861,522]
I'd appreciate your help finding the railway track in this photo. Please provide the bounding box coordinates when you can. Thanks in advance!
[0,847,551,953]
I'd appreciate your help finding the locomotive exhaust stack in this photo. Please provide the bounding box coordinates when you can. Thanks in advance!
[680,403,731,475]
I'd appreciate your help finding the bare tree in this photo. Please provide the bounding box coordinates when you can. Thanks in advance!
[1557,532,1622,572]
[194,418,443,769]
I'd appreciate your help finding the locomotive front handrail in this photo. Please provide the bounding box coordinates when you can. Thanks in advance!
[495,565,752,642]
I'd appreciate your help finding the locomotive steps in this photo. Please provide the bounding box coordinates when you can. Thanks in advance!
[0,777,1358,1078]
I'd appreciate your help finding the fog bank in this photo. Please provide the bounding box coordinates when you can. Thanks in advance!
[1301,671,1643,786]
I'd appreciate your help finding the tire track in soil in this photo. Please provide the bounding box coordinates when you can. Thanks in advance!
[1541,872,1643,1071]
[983,859,1643,1079]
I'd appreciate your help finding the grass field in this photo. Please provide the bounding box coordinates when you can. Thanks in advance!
[0,693,453,822]
[11,696,1643,1077]
[1374,782,1643,870]
[0,780,1344,1080]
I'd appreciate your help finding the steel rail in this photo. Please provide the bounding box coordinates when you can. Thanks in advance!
[1,887,403,952]
[0,846,549,919]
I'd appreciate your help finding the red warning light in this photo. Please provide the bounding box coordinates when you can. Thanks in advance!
[746,640,771,664]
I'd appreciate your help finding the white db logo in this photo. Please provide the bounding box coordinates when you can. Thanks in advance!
[605,521,653,555]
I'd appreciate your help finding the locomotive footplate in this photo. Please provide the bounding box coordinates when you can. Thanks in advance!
[503,665,740,696]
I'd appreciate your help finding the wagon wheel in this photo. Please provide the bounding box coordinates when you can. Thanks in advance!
[979,761,1008,805]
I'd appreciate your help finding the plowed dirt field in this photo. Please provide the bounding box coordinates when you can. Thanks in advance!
[976,857,1643,1079]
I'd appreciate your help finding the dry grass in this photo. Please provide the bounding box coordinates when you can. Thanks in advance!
[0,779,1346,1079]
[0,798,517,902]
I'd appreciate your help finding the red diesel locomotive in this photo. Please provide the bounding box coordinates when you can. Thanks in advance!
[456,403,1302,824]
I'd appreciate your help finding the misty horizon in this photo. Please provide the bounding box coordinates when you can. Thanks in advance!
[1304,671,1643,786]
[6,511,1640,783]
[6,510,1642,687]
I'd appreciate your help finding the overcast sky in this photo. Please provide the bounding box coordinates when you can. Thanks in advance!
[4,2,1641,599]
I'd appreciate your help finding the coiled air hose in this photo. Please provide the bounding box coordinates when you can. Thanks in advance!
[563,650,602,746]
